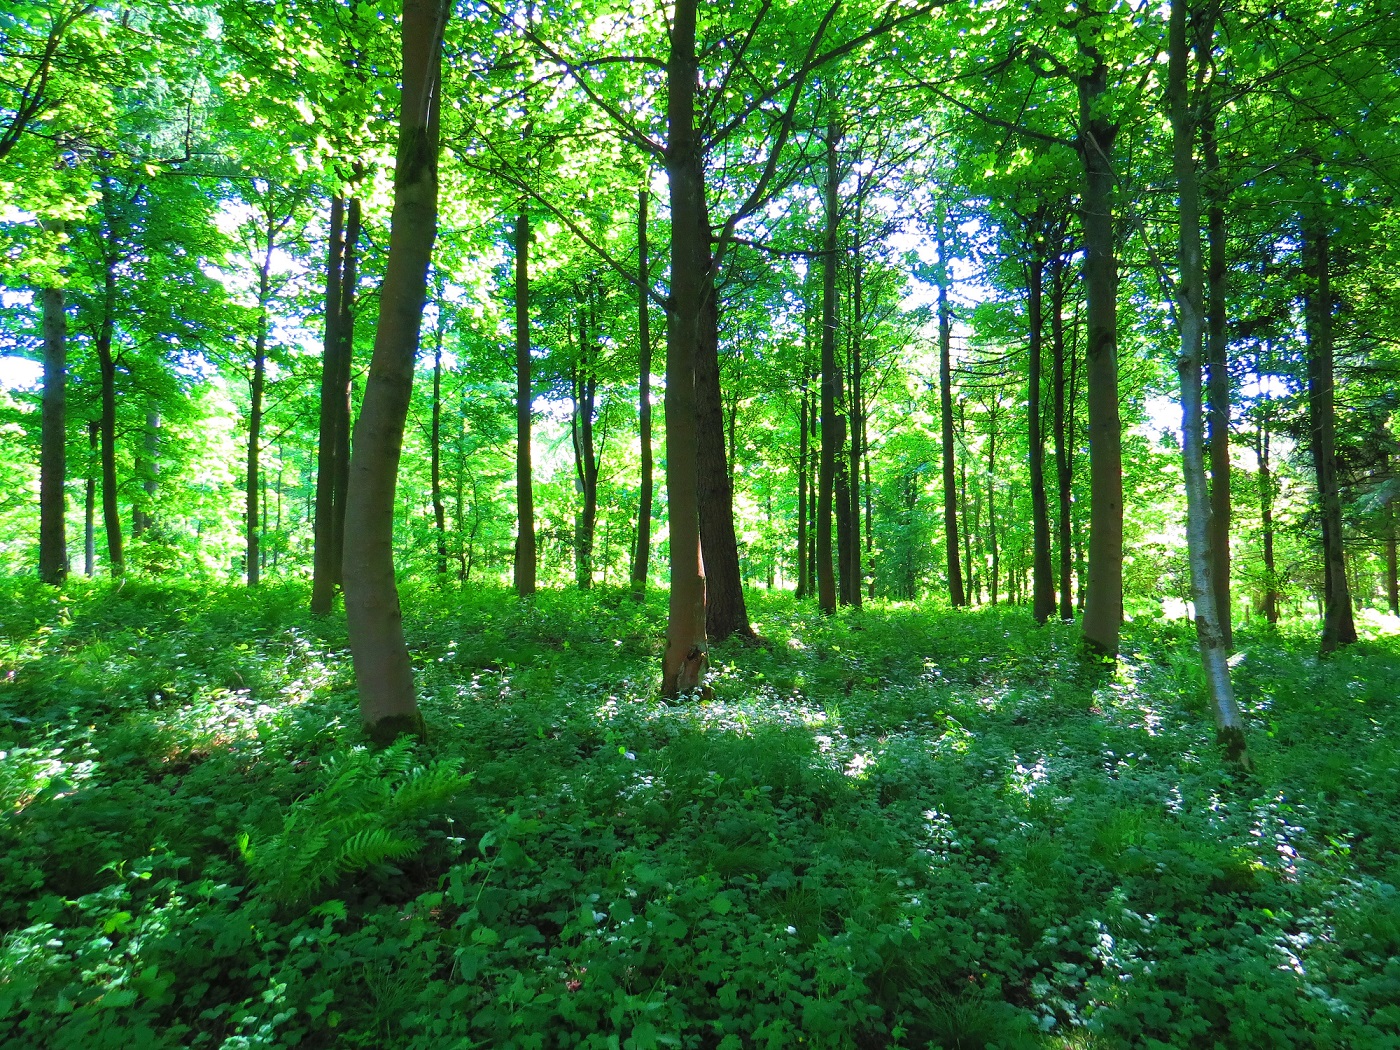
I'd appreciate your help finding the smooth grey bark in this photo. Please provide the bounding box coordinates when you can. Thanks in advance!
[311,195,345,613]
[245,232,275,587]
[39,285,67,585]
[817,120,842,615]
[631,188,653,595]
[1027,249,1055,623]
[935,206,965,607]
[1169,0,1246,762]
[1050,253,1075,620]
[431,298,448,576]
[343,0,447,742]
[1202,117,1232,648]
[513,211,537,596]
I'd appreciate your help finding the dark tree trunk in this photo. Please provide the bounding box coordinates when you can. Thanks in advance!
[39,285,67,585]
[1388,515,1398,617]
[1302,217,1357,654]
[847,237,864,608]
[132,411,158,537]
[96,261,122,577]
[1202,116,1232,648]
[796,371,810,599]
[936,207,965,607]
[513,211,537,596]
[631,189,653,595]
[661,0,709,696]
[817,121,842,614]
[431,307,448,576]
[570,300,599,591]
[987,412,999,605]
[1050,254,1074,620]
[1076,45,1123,660]
[696,202,752,639]
[343,0,446,743]
[311,195,345,613]
[332,197,361,591]
[246,241,273,587]
[84,422,96,576]
[1257,405,1279,625]
[1027,250,1055,623]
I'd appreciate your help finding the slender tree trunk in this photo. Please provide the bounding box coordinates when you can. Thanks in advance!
[39,285,67,584]
[570,304,599,590]
[343,0,446,742]
[936,206,965,607]
[1302,215,1357,653]
[1170,0,1246,762]
[246,241,273,587]
[84,422,96,576]
[431,307,448,576]
[796,372,810,599]
[1027,250,1055,622]
[1257,406,1279,625]
[987,413,999,605]
[960,403,974,603]
[133,411,158,537]
[661,0,709,696]
[631,189,653,595]
[1077,45,1123,660]
[817,120,842,615]
[1051,254,1074,620]
[1388,514,1398,617]
[696,199,752,638]
[848,237,864,608]
[332,197,361,591]
[513,211,537,595]
[311,196,345,612]
[1202,116,1232,648]
[96,261,123,577]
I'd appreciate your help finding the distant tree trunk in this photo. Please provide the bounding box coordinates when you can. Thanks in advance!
[796,371,810,599]
[1170,0,1246,762]
[96,258,123,577]
[661,0,709,696]
[848,235,864,609]
[696,200,752,639]
[311,195,346,613]
[631,188,653,595]
[570,300,599,590]
[343,0,446,743]
[1027,250,1055,622]
[1256,406,1278,624]
[1076,44,1124,660]
[246,238,274,587]
[1050,254,1074,620]
[332,197,361,591]
[431,305,448,577]
[817,120,842,615]
[987,411,999,605]
[39,285,67,585]
[84,422,96,576]
[513,211,537,596]
[132,411,158,538]
[1388,515,1398,617]
[935,206,965,607]
[960,403,974,603]
[1302,216,1356,653]
[1202,115,1232,648]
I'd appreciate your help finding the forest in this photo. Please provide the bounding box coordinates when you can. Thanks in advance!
[2,0,1399,1047]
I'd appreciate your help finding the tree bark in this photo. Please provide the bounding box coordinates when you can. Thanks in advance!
[1257,404,1279,625]
[631,188,653,595]
[84,421,96,576]
[311,195,345,613]
[1027,249,1055,622]
[245,237,273,587]
[1388,513,1398,617]
[1050,253,1074,620]
[513,211,537,595]
[96,258,123,577]
[343,0,446,742]
[1302,215,1357,654]
[332,197,361,591]
[1202,116,1232,648]
[571,299,599,590]
[1076,44,1123,660]
[431,301,448,576]
[848,233,864,608]
[1170,0,1246,762]
[796,369,810,599]
[39,285,67,585]
[987,407,999,605]
[817,120,842,615]
[661,0,709,697]
[935,206,965,607]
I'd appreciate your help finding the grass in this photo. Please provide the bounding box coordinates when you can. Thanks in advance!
[2,577,1399,1048]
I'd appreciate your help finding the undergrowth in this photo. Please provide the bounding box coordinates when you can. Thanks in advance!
[2,577,1399,1048]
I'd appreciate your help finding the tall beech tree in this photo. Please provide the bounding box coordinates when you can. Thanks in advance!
[342,0,448,742]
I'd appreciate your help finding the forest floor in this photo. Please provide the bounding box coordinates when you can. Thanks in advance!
[2,579,1399,1050]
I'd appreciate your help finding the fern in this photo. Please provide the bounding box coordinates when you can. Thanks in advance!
[240,744,471,904]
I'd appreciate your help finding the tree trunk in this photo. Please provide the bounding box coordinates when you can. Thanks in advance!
[431,304,448,576]
[1077,46,1123,660]
[133,411,158,538]
[1050,253,1074,620]
[1170,0,1246,762]
[570,302,599,590]
[343,0,446,743]
[696,200,752,638]
[848,236,864,608]
[987,411,999,605]
[1388,513,1398,617]
[246,240,273,587]
[631,189,653,595]
[513,211,537,596]
[96,260,123,577]
[39,285,67,585]
[796,370,810,599]
[1027,250,1055,622]
[311,195,345,613]
[661,0,709,697]
[1302,215,1357,654]
[1257,405,1279,625]
[84,422,96,576]
[332,196,362,591]
[817,120,842,615]
[1202,116,1232,648]
[936,206,965,607]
